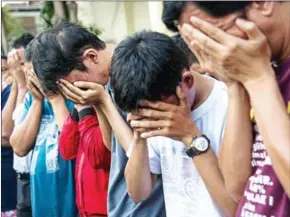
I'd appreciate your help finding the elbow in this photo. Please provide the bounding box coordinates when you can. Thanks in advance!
[10,136,28,157]
[13,147,29,157]
[125,166,150,203]
[226,181,247,203]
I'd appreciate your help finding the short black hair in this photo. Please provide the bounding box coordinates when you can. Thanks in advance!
[171,34,198,65]
[110,30,189,112]
[162,1,251,32]
[32,20,106,93]
[24,39,36,62]
[1,55,7,60]
[12,33,34,49]
[194,2,251,17]
[162,1,186,32]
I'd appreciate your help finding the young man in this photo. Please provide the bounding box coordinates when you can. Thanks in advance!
[2,33,34,217]
[10,38,78,217]
[109,30,237,217]
[169,1,290,217]
[32,21,166,217]
[59,103,111,217]
[1,55,17,217]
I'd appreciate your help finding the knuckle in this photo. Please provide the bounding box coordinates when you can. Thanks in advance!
[227,42,238,53]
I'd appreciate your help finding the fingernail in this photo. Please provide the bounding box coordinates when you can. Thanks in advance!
[141,133,146,138]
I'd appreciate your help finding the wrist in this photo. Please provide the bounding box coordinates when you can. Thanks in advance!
[17,84,28,92]
[243,66,275,92]
[182,126,201,148]
[48,94,64,104]
[98,91,111,111]
[228,82,248,100]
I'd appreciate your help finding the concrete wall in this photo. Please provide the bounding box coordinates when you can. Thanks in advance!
[77,1,171,44]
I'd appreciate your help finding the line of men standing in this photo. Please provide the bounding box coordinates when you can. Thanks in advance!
[1,2,290,217]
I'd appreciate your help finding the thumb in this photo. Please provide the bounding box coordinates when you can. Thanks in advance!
[236,18,264,40]
[176,85,188,107]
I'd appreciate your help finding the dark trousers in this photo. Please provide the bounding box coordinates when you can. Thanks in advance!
[16,173,32,217]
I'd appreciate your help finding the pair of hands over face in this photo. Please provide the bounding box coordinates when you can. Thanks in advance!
[7,50,45,101]
[179,16,274,89]
[58,79,199,145]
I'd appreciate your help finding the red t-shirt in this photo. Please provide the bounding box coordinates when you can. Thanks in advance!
[59,109,111,217]
[236,58,290,217]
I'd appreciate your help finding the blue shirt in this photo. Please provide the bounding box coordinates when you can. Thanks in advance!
[107,86,166,217]
[15,92,78,217]
[1,85,17,211]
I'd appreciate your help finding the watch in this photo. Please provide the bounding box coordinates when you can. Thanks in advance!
[186,135,210,158]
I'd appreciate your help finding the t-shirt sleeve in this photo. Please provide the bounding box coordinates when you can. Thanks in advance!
[147,138,161,175]
[13,92,32,126]
[126,137,161,175]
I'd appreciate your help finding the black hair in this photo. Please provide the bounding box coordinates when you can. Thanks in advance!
[12,33,34,49]
[162,1,251,32]
[171,34,198,65]
[24,39,36,62]
[1,55,7,60]
[195,2,251,17]
[162,1,186,32]
[110,30,189,112]
[32,20,106,93]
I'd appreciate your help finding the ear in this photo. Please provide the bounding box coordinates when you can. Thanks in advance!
[249,1,275,17]
[181,71,194,89]
[83,48,99,64]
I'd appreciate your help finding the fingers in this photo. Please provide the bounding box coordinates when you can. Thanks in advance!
[190,16,232,44]
[140,128,168,139]
[181,23,224,56]
[74,81,103,90]
[236,18,265,41]
[139,100,175,112]
[58,82,83,103]
[127,113,143,124]
[130,119,170,129]
[60,79,86,96]
[176,86,188,108]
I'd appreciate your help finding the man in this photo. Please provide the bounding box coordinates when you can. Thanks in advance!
[164,1,290,217]
[32,21,166,217]
[10,38,78,217]
[2,33,34,217]
[108,30,237,217]
[1,55,17,217]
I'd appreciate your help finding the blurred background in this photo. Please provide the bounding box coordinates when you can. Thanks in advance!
[1,1,172,55]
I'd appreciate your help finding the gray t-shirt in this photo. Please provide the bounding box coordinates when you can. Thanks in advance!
[107,86,166,217]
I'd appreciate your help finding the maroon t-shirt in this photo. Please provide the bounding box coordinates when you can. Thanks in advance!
[236,57,290,217]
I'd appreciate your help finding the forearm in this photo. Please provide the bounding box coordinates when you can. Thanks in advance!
[1,83,18,145]
[94,106,112,150]
[99,93,133,152]
[16,86,28,106]
[10,101,42,156]
[50,96,70,130]
[194,149,237,217]
[125,138,155,202]
[219,83,253,201]
[245,75,290,196]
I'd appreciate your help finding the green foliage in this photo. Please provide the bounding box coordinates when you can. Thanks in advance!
[2,5,25,48]
[40,1,54,28]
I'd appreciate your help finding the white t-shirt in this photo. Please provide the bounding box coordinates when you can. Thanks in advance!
[128,78,228,217]
[12,103,32,173]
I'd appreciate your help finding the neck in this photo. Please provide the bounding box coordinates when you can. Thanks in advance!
[105,44,116,65]
[279,13,290,63]
[191,72,214,110]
